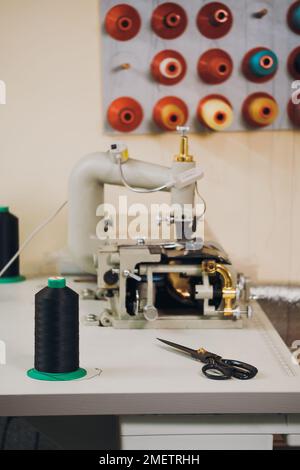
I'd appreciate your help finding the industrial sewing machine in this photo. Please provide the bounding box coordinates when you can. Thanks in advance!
[68,128,251,328]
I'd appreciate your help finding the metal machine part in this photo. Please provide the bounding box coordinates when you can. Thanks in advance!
[92,241,250,329]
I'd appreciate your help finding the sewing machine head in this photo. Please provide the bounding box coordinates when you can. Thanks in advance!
[69,128,250,328]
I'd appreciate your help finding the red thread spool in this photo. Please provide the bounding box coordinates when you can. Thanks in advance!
[151,2,188,39]
[197,2,233,39]
[288,99,300,127]
[153,96,188,131]
[288,47,300,79]
[197,49,233,84]
[107,97,143,132]
[105,4,141,41]
[151,50,187,85]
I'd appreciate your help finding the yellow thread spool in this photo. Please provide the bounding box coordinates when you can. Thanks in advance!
[198,97,233,131]
[247,96,278,126]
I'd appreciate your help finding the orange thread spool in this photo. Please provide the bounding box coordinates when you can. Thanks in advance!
[153,96,188,131]
[151,2,188,39]
[197,2,233,39]
[198,49,233,84]
[151,50,187,85]
[105,4,141,41]
[107,97,143,132]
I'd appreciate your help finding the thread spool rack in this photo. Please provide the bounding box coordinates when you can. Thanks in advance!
[101,0,300,133]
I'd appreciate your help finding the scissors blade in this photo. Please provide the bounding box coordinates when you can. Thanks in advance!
[157,338,197,356]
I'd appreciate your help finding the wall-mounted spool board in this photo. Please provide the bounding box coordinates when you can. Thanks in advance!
[101,0,300,133]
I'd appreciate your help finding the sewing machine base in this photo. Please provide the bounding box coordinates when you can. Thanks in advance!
[111,317,243,329]
[82,310,244,329]
[93,240,249,329]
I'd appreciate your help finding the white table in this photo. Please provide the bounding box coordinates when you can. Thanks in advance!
[0,277,300,450]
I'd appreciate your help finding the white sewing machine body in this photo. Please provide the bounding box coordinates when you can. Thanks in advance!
[68,129,251,329]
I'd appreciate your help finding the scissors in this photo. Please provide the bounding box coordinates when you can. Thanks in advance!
[157,338,258,381]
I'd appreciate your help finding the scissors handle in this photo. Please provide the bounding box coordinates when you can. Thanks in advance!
[220,359,258,380]
[202,358,258,381]
[202,360,233,381]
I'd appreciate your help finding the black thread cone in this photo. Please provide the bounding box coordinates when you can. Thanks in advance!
[34,285,79,373]
[0,209,20,277]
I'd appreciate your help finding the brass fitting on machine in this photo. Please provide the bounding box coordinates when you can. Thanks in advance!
[174,126,194,162]
[202,260,237,317]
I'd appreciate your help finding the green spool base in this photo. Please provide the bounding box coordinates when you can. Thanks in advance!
[27,368,87,381]
[0,275,26,284]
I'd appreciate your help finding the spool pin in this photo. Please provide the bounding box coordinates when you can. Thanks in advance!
[253,9,268,19]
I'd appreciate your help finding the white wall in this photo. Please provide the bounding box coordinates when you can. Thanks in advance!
[0,0,299,283]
